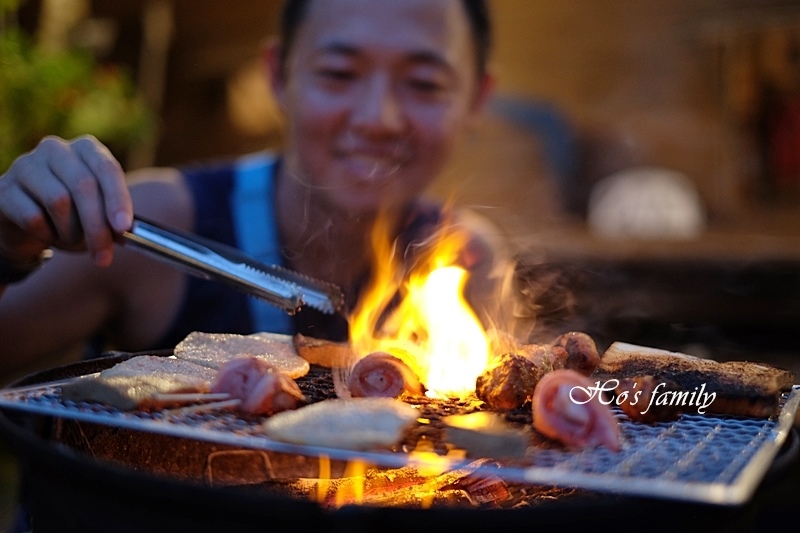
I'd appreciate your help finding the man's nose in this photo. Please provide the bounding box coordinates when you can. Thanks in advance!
[351,75,405,136]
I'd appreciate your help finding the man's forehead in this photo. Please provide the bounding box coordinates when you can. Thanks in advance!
[297,0,472,65]
[314,40,454,69]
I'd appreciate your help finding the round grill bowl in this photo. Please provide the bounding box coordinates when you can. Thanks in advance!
[1,354,795,533]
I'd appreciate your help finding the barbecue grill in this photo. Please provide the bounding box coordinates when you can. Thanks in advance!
[1,350,799,532]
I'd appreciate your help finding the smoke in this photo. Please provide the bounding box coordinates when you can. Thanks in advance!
[473,250,596,356]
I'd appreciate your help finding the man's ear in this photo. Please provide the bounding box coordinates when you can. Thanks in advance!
[471,70,496,115]
[262,38,287,110]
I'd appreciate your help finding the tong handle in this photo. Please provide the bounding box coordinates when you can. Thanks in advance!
[122,216,304,313]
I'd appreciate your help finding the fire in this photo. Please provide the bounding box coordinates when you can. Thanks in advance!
[317,445,469,509]
[333,459,367,507]
[321,210,512,508]
[349,211,491,399]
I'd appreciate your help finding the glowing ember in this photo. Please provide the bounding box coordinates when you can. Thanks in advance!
[349,211,491,399]
[407,439,462,477]
[334,460,367,507]
[322,444,468,509]
[316,454,331,503]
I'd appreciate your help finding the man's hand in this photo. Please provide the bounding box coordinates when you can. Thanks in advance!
[0,135,133,267]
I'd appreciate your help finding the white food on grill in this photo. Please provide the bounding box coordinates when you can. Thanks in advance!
[174,331,310,378]
[60,355,217,410]
[262,398,418,450]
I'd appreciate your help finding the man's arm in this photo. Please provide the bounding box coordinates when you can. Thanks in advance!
[0,135,193,380]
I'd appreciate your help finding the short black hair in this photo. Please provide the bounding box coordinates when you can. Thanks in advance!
[278,0,492,78]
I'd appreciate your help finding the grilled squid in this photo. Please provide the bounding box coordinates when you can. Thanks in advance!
[211,356,306,415]
[532,369,621,451]
[348,351,423,398]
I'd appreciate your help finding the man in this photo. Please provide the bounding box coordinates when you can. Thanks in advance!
[0,0,505,380]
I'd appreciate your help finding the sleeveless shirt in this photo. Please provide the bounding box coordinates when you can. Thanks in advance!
[151,152,447,350]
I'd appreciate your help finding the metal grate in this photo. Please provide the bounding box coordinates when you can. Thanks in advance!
[1,383,797,505]
[517,408,796,504]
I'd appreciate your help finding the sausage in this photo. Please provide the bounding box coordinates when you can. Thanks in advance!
[211,356,305,415]
[532,369,621,451]
[475,353,539,410]
[348,352,423,398]
[520,343,568,374]
[210,357,259,400]
[242,369,306,415]
[551,332,600,376]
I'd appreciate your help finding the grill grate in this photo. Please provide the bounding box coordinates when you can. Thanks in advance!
[1,382,797,505]
[518,409,795,504]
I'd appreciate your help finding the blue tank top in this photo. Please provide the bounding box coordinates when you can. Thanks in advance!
[153,152,298,348]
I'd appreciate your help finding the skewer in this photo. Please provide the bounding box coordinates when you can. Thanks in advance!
[1,373,100,395]
[164,398,242,416]
[150,392,231,403]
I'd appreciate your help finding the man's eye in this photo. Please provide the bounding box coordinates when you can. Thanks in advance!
[318,68,355,81]
[408,79,445,93]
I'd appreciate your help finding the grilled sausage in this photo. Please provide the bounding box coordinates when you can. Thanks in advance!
[348,352,423,398]
[532,369,621,451]
[211,356,305,415]
[551,332,600,377]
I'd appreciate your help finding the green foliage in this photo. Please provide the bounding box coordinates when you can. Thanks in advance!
[0,26,154,172]
[0,0,22,14]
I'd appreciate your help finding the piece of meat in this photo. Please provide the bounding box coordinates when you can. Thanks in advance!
[519,343,568,375]
[551,331,600,376]
[615,375,682,423]
[174,331,310,378]
[596,342,796,417]
[210,357,258,400]
[475,353,539,410]
[293,333,357,368]
[211,356,305,416]
[532,369,621,451]
[475,343,568,410]
[61,355,217,410]
[243,371,306,415]
[347,352,423,398]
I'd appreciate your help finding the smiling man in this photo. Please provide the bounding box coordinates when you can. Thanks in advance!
[0,0,506,380]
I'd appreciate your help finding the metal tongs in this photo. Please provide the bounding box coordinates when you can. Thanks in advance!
[121,215,344,315]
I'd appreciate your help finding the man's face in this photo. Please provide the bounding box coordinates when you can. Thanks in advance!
[276,0,487,214]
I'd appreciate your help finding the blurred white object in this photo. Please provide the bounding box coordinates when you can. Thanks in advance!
[588,167,706,240]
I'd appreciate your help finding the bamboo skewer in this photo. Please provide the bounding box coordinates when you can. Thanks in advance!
[150,392,231,403]
[164,398,242,416]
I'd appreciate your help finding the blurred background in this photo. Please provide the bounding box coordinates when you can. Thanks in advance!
[3,0,800,528]
[4,1,800,222]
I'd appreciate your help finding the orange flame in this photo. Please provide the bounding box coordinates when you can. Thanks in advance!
[349,211,491,399]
